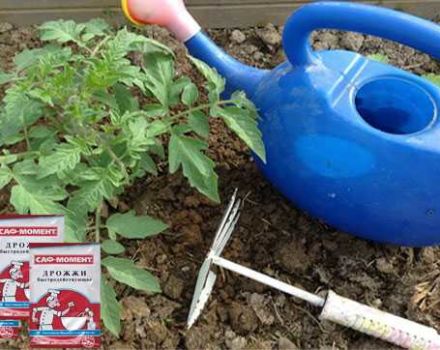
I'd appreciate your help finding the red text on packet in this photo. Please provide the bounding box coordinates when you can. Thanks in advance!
[34,255,94,265]
[0,227,58,237]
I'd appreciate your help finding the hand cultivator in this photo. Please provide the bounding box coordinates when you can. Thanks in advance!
[188,192,440,349]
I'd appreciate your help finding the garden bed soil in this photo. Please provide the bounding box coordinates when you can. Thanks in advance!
[1,21,440,350]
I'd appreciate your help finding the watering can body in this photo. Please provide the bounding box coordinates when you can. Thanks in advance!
[123,0,440,246]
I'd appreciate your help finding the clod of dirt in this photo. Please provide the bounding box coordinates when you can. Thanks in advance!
[276,240,311,273]
[257,23,282,47]
[108,341,134,349]
[248,339,273,349]
[147,321,170,344]
[420,247,437,264]
[376,257,395,274]
[228,301,259,335]
[312,31,339,50]
[122,296,151,319]
[224,329,248,350]
[340,32,365,51]
[180,223,204,246]
[230,29,246,44]
[148,295,181,320]
[0,22,12,33]
[164,274,185,300]
[278,336,298,350]
[247,293,275,326]
[185,326,213,350]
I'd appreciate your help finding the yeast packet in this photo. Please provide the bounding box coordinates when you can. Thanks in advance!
[29,243,101,348]
[0,215,64,320]
[0,320,21,339]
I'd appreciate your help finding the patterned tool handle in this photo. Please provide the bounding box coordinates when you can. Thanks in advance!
[320,291,440,350]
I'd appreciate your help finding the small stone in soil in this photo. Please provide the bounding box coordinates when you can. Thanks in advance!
[375,257,395,274]
[185,326,210,350]
[340,32,365,52]
[181,224,203,246]
[244,44,259,55]
[0,23,13,33]
[164,274,185,300]
[313,31,339,50]
[276,240,311,273]
[248,293,275,326]
[147,321,169,344]
[278,336,298,350]
[122,296,151,319]
[225,329,247,350]
[228,301,259,335]
[257,23,282,47]
[230,29,246,44]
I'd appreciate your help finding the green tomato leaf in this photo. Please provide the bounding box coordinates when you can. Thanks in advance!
[143,104,168,118]
[189,56,225,102]
[168,134,219,202]
[70,166,123,212]
[39,20,85,44]
[107,28,173,60]
[0,167,12,190]
[368,53,389,64]
[83,18,110,41]
[0,71,15,85]
[181,82,199,106]
[143,52,175,106]
[216,106,266,162]
[38,142,83,178]
[102,240,126,255]
[64,200,89,243]
[10,174,67,215]
[114,84,139,114]
[147,120,169,138]
[188,111,210,138]
[1,87,44,142]
[102,257,161,294]
[101,278,122,337]
[127,118,153,154]
[133,153,158,178]
[106,210,168,239]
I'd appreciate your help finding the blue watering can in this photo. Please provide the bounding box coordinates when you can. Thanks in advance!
[122,0,440,246]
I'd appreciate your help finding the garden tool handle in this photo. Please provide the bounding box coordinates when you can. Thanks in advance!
[321,291,440,349]
[283,1,440,66]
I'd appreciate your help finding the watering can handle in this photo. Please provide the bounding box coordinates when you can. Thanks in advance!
[283,2,440,66]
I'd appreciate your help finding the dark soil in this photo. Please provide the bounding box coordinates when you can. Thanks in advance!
[1,20,440,350]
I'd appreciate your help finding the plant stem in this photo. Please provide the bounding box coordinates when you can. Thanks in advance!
[91,36,111,57]
[0,151,39,163]
[21,116,31,151]
[170,99,234,121]
[106,146,130,183]
[95,203,102,243]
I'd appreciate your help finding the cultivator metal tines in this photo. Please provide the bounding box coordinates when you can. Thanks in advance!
[188,192,440,350]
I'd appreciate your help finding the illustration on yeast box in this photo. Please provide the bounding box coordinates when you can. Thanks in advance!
[0,215,64,320]
[29,244,101,349]
[0,320,21,339]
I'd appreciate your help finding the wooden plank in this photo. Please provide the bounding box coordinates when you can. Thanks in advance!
[0,1,438,27]
[2,0,440,10]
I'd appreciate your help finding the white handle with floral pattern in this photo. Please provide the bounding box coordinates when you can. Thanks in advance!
[321,291,440,350]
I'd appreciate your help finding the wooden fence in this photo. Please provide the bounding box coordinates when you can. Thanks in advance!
[0,0,439,27]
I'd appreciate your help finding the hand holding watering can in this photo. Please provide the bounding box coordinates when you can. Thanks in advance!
[122,0,440,247]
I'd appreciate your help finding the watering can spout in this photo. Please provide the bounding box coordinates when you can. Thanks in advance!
[122,0,267,97]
